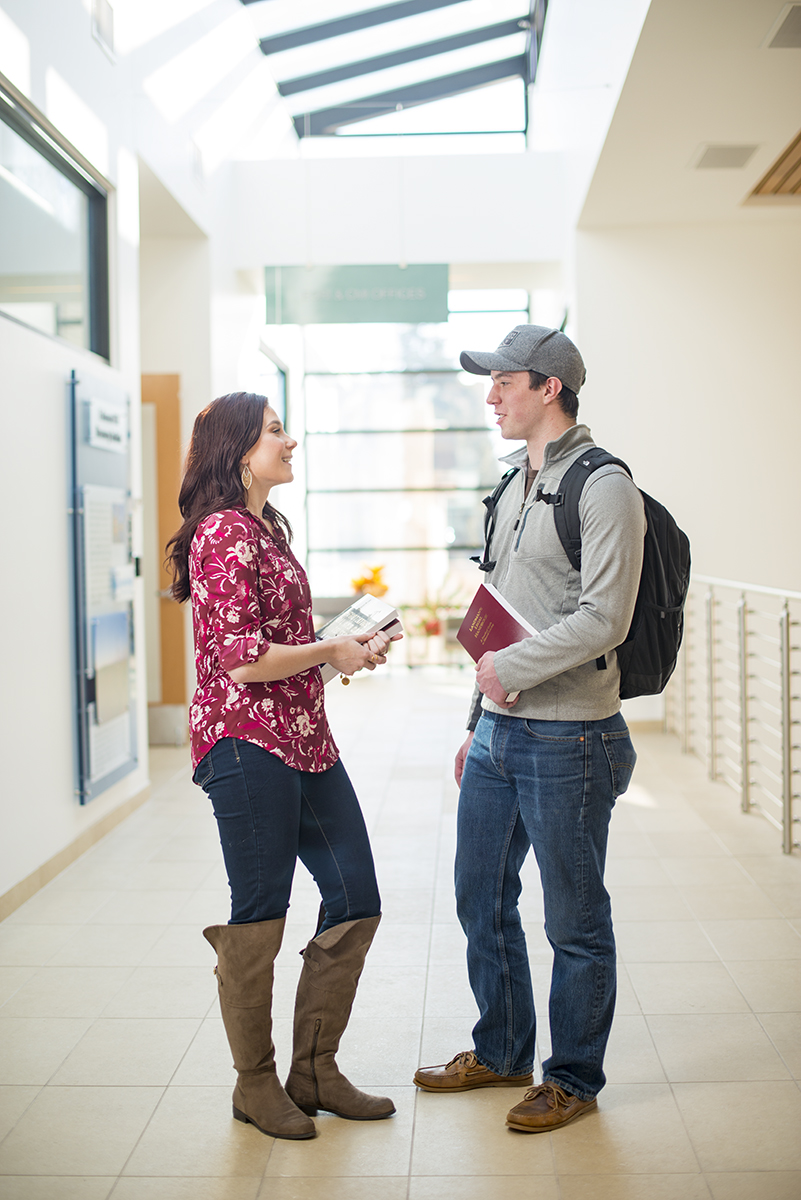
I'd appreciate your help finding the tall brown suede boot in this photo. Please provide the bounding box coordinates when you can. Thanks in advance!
[203,919,316,1140]
[284,915,395,1121]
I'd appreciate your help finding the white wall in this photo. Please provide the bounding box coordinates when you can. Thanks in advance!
[229,153,569,268]
[0,319,150,896]
[575,218,801,592]
[0,0,244,899]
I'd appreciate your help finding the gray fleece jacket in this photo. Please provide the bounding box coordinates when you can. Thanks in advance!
[468,424,646,729]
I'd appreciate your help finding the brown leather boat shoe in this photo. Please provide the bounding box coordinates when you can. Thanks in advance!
[413,1051,533,1092]
[506,1082,597,1132]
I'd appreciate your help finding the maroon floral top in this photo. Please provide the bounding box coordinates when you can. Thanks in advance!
[188,508,338,773]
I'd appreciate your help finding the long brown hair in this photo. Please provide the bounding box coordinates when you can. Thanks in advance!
[166,392,292,603]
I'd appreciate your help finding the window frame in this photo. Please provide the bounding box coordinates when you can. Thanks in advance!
[0,77,110,360]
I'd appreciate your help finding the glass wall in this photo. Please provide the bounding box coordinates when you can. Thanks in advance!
[0,89,108,356]
[302,293,533,609]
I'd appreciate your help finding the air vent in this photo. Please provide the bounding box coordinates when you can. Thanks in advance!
[767,4,801,48]
[695,145,758,170]
[751,129,801,196]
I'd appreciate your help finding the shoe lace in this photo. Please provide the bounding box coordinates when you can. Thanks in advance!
[522,1083,573,1109]
[446,1051,479,1069]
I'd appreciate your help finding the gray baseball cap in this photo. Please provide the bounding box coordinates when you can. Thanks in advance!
[460,324,586,394]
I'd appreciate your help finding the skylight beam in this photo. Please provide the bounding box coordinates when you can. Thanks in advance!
[256,0,467,54]
[282,33,526,116]
[259,1,527,82]
[277,19,527,97]
[293,56,526,136]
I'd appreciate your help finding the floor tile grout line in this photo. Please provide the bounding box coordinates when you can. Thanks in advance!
[101,1080,170,1190]
[405,726,453,1193]
[752,1010,801,1084]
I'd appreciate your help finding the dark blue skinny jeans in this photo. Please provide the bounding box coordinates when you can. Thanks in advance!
[455,710,637,1101]
[193,737,380,932]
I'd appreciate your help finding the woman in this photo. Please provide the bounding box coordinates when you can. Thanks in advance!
[167,392,397,1141]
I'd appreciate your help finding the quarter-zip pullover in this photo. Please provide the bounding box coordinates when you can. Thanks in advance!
[468,424,646,727]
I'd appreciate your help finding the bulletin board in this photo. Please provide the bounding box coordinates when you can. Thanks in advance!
[69,369,138,802]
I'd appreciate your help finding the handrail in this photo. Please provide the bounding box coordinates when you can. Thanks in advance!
[692,573,801,602]
[665,575,800,854]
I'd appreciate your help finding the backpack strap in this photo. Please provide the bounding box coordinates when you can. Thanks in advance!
[471,467,520,573]
[536,447,633,670]
[542,447,632,569]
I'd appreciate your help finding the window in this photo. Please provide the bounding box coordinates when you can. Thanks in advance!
[300,291,541,608]
[0,85,109,357]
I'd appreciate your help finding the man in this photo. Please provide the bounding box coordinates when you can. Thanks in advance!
[413,325,645,1132]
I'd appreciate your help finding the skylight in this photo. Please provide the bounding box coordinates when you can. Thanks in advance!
[238,0,547,148]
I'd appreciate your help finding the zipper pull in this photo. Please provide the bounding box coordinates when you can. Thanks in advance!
[513,501,525,531]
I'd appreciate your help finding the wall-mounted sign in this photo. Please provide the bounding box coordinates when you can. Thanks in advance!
[88,398,127,453]
[265,264,449,325]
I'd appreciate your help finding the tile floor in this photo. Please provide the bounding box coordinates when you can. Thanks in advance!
[1,666,800,1200]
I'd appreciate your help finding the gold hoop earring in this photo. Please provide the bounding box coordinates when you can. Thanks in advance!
[241,465,252,490]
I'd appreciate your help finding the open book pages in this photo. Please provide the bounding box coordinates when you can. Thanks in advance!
[315,594,402,684]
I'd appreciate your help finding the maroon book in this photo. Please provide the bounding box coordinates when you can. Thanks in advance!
[457,583,537,702]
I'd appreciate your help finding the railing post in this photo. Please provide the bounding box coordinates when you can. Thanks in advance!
[706,588,717,781]
[738,594,750,812]
[779,602,793,854]
[681,609,691,754]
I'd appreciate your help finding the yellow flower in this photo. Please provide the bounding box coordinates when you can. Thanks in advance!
[351,564,388,597]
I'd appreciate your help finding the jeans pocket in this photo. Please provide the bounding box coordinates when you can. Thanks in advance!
[193,752,215,790]
[601,730,637,797]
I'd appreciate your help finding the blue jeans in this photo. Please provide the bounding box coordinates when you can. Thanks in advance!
[455,711,636,1100]
[193,738,380,931]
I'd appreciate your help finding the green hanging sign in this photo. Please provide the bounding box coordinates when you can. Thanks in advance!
[265,264,449,325]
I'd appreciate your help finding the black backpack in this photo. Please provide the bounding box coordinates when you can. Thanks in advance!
[474,448,691,700]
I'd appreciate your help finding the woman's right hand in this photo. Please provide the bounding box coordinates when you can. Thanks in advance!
[324,636,378,677]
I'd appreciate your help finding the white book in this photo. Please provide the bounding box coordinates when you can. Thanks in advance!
[315,594,403,684]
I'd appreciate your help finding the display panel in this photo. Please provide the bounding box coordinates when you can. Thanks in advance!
[69,371,137,802]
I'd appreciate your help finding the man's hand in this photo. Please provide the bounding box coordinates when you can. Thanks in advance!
[475,651,518,708]
[454,731,474,787]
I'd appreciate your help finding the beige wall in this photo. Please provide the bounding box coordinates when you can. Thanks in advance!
[139,235,212,712]
[575,218,801,592]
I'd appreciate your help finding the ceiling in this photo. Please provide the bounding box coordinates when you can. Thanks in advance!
[238,0,547,139]
[580,0,801,227]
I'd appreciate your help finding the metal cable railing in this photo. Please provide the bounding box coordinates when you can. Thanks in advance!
[664,575,801,853]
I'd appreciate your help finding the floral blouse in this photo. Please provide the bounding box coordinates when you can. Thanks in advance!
[188,508,338,773]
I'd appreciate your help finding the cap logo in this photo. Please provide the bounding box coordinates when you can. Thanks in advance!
[500,331,520,347]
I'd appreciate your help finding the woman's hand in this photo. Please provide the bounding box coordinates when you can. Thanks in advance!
[364,627,404,666]
[324,636,378,677]
[228,626,404,684]
[325,627,403,676]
